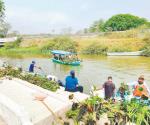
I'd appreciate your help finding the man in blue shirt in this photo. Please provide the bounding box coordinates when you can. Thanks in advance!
[29,61,41,73]
[65,70,83,93]
[29,61,36,72]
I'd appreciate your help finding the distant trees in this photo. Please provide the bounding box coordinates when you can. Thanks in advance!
[87,14,150,33]
[0,0,5,17]
[0,0,11,38]
[0,19,11,37]
[89,19,105,33]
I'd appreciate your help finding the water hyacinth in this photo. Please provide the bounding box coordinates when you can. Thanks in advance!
[0,66,59,92]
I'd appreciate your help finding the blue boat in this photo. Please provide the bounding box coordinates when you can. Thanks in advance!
[51,50,81,66]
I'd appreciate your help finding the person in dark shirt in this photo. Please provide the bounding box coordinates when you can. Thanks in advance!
[29,61,41,73]
[65,70,83,93]
[103,76,115,100]
[29,61,36,72]
[53,54,58,60]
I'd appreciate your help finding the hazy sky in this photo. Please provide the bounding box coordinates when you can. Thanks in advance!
[4,0,150,34]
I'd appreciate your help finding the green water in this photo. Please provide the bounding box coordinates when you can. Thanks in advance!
[0,54,150,93]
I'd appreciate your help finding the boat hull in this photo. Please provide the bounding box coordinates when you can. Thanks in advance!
[107,51,143,56]
[52,58,80,66]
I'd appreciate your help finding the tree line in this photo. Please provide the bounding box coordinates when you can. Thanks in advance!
[85,14,150,33]
[0,0,11,38]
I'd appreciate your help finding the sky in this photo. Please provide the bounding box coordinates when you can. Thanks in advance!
[4,0,150,34]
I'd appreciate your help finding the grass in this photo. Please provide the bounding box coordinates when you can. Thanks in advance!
[0,47,50,57]
[75,27,149,52]
[75,37,144,52]
[0,28,149,56]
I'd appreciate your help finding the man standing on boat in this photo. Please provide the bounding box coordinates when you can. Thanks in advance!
[127,75,150,98]
[65,70,83,93]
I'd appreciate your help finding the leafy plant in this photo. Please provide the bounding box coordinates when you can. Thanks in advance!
[124,101,150,125]
[0,66,59,92]
[66,94,150,125]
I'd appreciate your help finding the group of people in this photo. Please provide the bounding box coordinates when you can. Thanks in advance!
[53,54,79,62]
[28,61,83,92]
[29,61,150,100]
[99,75,150,100]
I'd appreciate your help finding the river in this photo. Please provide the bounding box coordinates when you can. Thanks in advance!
[0,55,150,93]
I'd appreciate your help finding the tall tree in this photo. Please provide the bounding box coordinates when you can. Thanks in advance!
[104,14,148,31]
[0,0,11,37]
[0,0,5,17]
[0,19,11,37]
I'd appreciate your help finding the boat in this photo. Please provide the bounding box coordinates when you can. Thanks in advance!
[107,51,143,56]
[51,50,81,66]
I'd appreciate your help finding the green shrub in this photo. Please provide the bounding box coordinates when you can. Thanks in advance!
[66,95,150,125]
[41,36,78,53]
[82,42,108,55]
[142,37,150,56]
[4,37,22,49]
[0,66,59,92]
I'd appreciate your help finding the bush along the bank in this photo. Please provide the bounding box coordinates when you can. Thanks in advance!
[66,95,150,125]
[41,36,78,53]
[142,37,150,57]
[4,37,23,49]
[82,43,108,55]
[0,66,59,92]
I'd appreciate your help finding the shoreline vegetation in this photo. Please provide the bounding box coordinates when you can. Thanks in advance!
[0,66,59,91]
[0,27,150,57]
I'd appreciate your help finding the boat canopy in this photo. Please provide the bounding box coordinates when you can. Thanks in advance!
[51,50,72,55]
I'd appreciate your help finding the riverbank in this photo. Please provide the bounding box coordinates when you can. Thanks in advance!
[1,28,150,56]
[0,37,146,57]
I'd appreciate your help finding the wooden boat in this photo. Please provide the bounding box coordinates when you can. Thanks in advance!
[107,51,143,56]
[52,58,81,66]
[51,50,81,66]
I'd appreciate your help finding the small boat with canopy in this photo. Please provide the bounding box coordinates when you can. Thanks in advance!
[51,50,81,66]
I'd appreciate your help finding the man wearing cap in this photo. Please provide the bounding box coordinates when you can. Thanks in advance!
[65,70,83,93]
[127,75,150,98]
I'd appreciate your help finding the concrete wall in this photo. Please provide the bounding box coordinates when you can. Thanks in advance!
[0,93,33,125]
[0,78,89,125]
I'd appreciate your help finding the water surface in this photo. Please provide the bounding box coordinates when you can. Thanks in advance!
[0,55,150,93]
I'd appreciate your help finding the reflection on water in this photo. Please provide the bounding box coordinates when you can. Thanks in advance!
[0,55,150,93]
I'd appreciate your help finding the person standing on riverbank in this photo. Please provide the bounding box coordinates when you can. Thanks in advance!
[127,75,150,98]
[29,61,41,73]
[65,70,83,93]
[103,76,116,100]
